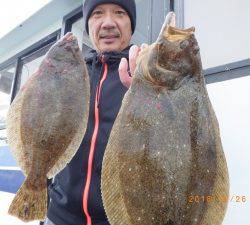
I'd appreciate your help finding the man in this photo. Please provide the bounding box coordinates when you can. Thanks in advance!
[44,1,175,224]
[44,1,139,224]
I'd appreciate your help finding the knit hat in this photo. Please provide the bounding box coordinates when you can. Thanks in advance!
[83,0,136,35]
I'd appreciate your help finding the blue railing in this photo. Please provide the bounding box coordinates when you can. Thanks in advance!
[0,145,25,193]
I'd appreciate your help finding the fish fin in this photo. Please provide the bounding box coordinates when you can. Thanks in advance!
[101,118,133,225]
[47,152,70,178]
[8,179,47,222]
[198,97,230,224]
[6,92,29,176]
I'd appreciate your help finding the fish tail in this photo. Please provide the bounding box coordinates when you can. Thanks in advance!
[8,178,47,222]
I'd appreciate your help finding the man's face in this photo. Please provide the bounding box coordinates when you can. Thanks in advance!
[88,4,132,52]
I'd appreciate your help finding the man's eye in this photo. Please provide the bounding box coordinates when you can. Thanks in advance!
[92,10,103,16]
[115,10,126,15]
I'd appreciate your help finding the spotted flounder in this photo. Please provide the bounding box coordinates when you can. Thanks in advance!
[101,16,229,225]
[6,32,90,222]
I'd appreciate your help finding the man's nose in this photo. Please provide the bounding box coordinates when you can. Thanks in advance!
[101,14,116,29]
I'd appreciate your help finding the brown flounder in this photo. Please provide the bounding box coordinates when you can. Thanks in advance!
[6,32,90,222]
[101,17,229,225]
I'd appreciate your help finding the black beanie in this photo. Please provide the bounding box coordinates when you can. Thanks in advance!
[83,0,136,35]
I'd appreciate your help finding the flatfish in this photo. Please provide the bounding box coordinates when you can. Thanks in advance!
[101,15,229,225]
[6,32,90,222]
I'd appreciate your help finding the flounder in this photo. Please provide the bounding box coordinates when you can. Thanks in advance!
[101,15,229,225]
[6,32,90,222]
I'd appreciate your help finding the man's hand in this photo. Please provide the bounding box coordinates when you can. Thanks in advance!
[118,11,176,88]
[118,45,140,88]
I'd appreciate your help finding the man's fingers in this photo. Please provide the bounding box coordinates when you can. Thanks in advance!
[140,43,149,50]
[118,45,141,88]
[119,58,132,88]
[129,45,140,76]
[140,43,149,54]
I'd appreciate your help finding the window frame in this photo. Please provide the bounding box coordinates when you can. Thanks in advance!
[62,5,92,53]
[204,59,250,84]
[61,5,83,36]
[173,0,185,28]
[0,62,17,97]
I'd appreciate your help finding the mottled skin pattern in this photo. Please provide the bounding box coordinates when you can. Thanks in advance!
[6,32,90,222]
[101,23,229,225]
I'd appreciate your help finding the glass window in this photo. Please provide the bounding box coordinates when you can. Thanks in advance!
[132,0,151,44]
[15,43,53,93]
[71,18,83,45]
[19,55,45,89]
[0,64,15,143]
[72,17,92,50]
[207,75,250,225]
[71,17,92,56]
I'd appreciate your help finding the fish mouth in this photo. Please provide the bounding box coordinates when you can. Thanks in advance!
[164,26,195,42]
[64,33,76,42]
[58,32,77,47]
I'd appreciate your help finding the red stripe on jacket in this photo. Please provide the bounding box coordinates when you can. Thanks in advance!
[82,62,108,225]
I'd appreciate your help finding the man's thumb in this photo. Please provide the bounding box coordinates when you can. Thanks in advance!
[118,58,132,88]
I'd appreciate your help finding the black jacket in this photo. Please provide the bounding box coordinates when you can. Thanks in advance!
[47,46,130,225]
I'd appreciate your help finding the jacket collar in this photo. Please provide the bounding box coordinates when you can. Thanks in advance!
[84,45,132,65]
